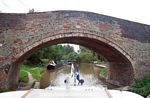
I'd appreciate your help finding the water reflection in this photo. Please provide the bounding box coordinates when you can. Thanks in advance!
[40,64,104,88]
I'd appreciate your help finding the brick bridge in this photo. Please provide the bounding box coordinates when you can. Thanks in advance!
[0,11,150,89]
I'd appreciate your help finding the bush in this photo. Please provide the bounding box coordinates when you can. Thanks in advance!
[131,76,150,97]
[19,65,44,83]
[19,70,29,83]
[30,68,42,80]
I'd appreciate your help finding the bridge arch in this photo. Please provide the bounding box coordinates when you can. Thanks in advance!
[1,11,150,90]
[8,31,134,89]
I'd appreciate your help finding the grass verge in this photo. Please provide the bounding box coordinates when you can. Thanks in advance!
[19,65,44,82]
[19,70,28,83]
[131,76,150,97]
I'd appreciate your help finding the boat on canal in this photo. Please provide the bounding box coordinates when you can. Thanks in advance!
[0,63,144,98]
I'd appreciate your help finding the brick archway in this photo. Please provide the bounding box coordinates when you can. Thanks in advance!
[0,11,150,89]
[8,33,134,89]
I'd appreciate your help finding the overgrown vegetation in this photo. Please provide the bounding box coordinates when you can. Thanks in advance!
[131,76,150,97]
[29,67,43,80]
[78,46,102,63]
[26,45,101,65]
[19,65,44,83]
[19,70,28,83]
[99,68,108,77]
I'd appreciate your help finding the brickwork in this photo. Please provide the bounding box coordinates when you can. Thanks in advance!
[0,11,150,89]
[0,69,7,89]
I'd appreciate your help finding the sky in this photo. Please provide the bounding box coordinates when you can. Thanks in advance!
[0,0,150,51]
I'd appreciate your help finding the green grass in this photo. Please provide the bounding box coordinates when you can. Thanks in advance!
[19,65,44,83]
[131,76,150,97]
[99,68,108,77]
[29,68,43,80]
[19,70,29,83]
[21,65,32,71]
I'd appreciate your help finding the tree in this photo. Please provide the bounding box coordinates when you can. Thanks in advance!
[62,45,74,55]
[25,44,77,65]
[79,51,93,63]
[28,8,35,13]
[25,44,103,66]
[78,46,100,63]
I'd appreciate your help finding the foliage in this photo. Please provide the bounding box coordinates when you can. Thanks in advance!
[25,55,43,66]
[29,68,42,80]
[28,8,35,13]
[26,44,78,65]
[131,76,150,97]
[41,59,49,65]
[19,65,44,82]
[79,52,93,63]
[19,70,28,83]
[62,45,74,55]
[25,44,102,67]
[62,52,78,61]
[99,68,108,77]
[78,46,99,63]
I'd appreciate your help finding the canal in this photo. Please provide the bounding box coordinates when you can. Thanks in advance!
[40,64,107,88]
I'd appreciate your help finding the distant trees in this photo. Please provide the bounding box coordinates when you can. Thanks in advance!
[61,45,78,61]
[26,44,77,65]
[25,44,101,65]
[78,46,99,63]
[28,8,35,13]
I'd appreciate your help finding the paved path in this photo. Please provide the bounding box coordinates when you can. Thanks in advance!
[19,71,39,90]
[27,72,36,85]
[27,72,40,89]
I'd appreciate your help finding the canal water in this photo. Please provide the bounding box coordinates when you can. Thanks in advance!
[41,64,106,88]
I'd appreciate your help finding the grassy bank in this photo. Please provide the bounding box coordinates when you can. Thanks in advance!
[131,76,150,97]
[19,65,44,83]
[19,70,29,83]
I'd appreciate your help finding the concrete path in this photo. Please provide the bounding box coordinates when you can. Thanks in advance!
[27,72,36,85]
[27,72,40,89]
